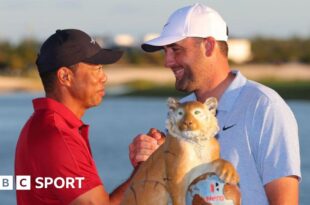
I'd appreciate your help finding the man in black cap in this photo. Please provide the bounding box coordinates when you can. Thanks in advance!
[15,29,130,205]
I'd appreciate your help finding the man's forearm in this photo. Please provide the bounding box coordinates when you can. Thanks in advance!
[265,176,299,205]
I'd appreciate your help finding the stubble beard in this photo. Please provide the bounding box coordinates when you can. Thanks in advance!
[175,75,196,93]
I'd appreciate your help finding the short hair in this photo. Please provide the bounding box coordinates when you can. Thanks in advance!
[217,26,229,57]
[39,64,77,94]
[193,37,229,57]
[39,70,58,94]
[217,41,229,57]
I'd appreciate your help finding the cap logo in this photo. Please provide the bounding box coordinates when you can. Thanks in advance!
[90,38,96,45]
[163,22,170,29]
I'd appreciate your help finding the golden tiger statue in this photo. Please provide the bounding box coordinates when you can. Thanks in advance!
[121,97,241,205]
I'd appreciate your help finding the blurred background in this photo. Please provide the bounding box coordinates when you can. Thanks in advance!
[0,0,310,97]
[0,0,309,204]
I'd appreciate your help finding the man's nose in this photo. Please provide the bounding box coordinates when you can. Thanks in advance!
[164,48,177,68]
[100,69,108,84]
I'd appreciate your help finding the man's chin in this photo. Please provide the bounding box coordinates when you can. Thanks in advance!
[175,83,193,93]
[91,98,104,108]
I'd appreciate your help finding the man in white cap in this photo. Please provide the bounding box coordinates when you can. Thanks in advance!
[129,3,301,205]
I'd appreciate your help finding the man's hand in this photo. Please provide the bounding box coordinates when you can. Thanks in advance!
[129,128,165,167]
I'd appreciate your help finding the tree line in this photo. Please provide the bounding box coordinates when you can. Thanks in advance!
[251,37,310,64]
[1,37,310,75]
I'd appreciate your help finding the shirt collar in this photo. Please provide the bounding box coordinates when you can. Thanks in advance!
[32,97,84,128]
[217,70,247,112]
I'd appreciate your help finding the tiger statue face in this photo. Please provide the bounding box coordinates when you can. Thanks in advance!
[166,97,219,144]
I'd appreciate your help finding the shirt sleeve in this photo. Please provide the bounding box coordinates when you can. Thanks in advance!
[250,95,301,185]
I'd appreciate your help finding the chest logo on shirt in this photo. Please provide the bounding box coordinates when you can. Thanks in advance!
[222,124,236,131]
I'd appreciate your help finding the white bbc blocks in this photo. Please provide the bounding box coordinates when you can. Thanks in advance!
[0,175,13,190]
[16,175,31,190]
[0,175,30,190]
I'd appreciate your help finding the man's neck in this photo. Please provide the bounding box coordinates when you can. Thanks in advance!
[46,92,85,119]
[195,71,235,102]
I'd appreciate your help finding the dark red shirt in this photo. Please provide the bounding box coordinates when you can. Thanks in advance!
[15,98,104,205]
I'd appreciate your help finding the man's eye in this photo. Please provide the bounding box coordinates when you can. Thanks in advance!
[96,66,103,70]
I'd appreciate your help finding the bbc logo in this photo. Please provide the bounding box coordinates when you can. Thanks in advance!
[0,176,31,190]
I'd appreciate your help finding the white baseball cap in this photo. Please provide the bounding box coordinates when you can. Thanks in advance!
[142,3,228,52]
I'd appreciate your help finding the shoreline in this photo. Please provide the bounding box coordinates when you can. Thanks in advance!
[0,76,43,92]
[1,63,310,93]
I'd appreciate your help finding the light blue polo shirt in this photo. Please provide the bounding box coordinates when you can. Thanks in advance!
[181,70,301,205]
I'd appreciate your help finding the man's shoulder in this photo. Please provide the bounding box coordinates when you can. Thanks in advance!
[33,108,68,128]
[239,80,296,122]
[25,109,73,143]
[242,80,284,104]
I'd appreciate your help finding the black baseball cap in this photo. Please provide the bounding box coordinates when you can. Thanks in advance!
[36,29,123,74]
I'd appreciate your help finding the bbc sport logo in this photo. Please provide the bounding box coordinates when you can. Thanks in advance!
[0,175,85,190]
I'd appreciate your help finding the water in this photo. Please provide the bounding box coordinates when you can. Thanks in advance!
[0,93,309,204]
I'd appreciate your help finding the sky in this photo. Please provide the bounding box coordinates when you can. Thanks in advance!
[0,0,310,43]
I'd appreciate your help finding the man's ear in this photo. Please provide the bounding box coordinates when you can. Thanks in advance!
[203,37,216,57]
[57,67,73,86]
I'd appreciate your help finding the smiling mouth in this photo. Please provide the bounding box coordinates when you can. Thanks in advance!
[172,68,185,80]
